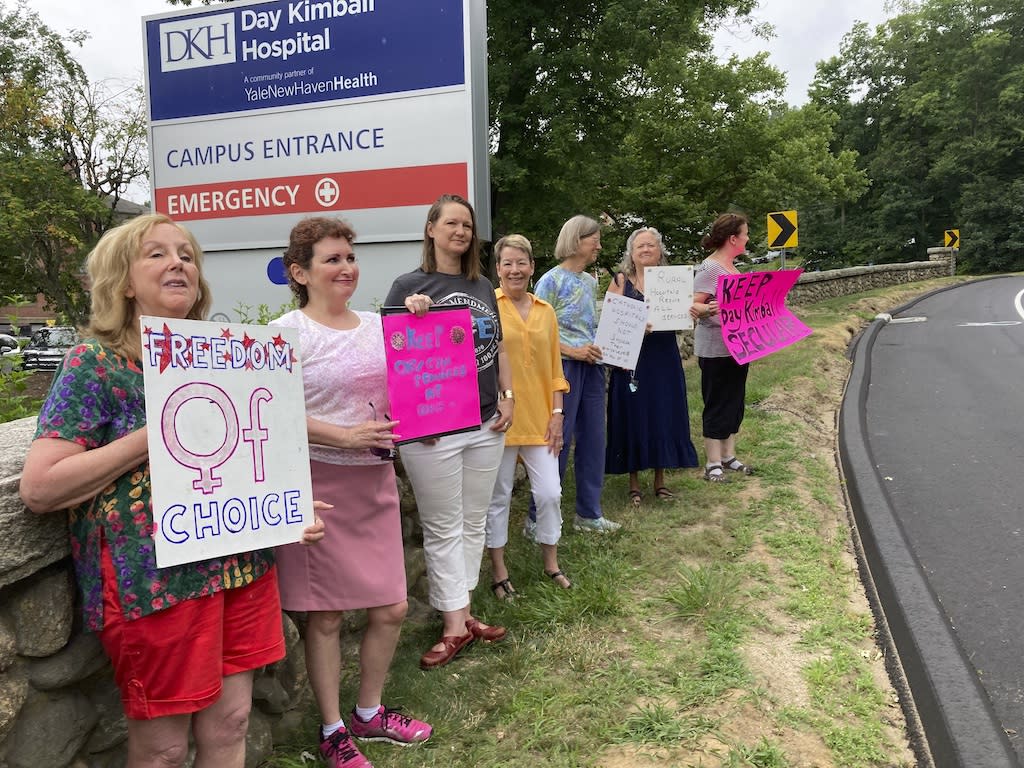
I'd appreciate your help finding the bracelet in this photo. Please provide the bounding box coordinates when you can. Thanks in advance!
[551,408,564,415]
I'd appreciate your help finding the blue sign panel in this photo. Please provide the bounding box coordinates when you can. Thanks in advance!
[146,0,465,121]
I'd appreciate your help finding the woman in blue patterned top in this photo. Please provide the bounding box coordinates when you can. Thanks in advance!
[532,215,620,533]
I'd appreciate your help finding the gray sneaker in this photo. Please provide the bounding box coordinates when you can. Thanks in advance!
[522,518,537,541]
[573,515,621,533]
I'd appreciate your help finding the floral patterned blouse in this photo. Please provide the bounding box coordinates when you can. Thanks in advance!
[34,340,274,632]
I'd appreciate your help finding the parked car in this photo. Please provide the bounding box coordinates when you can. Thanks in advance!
[18,326,79,371]
[0,334,20,373]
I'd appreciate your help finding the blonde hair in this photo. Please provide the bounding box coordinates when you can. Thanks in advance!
[554,215,600,262]
[494,233,534,262]
[86,214,211,360]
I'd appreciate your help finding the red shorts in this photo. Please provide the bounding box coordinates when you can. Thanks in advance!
[98,543,285,720]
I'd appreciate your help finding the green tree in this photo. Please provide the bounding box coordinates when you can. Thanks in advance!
[162,0,864,270]
[0,0,147,324]
[811,0,1024,271]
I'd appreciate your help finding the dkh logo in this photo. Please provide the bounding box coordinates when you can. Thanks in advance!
[160,13,237,72]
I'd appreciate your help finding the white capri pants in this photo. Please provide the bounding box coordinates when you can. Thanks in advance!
[400,418,505,612]
[486,444,563,548]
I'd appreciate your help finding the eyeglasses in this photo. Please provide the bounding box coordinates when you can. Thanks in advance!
[369,402,396,460]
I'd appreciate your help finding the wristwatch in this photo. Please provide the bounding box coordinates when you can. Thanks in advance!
[551,408,564,415]
[498,389,515,401]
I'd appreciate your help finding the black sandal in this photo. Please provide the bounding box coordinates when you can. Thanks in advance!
[655,486,675,500]
[721,457,755,475]
[491,578,518,601]
[629,489,643,507]
[545,570,572,589]
[703,464,730,483]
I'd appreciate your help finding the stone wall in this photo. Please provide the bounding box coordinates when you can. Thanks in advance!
[0,415,427,768]
[787,259,953,306]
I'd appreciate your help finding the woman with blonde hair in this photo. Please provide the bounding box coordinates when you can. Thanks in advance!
[20,214,324,768]
[485,234,571,598]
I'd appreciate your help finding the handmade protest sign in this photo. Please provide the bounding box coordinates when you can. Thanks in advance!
[380,305,481,443]
[141,317,314,568]
[716,270,812,364]
[595,291,648,370]
[645,265,694,331]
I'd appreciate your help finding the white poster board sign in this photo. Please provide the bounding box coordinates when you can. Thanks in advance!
[645,265,694,331]
[595,292,647,371]
[141,317,314,568]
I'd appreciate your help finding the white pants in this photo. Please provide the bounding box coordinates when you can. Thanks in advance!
[399,420,505,612]
[486,444,562,548]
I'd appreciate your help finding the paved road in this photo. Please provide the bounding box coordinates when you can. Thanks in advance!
[842,276,1024,767]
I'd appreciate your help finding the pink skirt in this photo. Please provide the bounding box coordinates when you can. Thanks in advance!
[274,460,407,611]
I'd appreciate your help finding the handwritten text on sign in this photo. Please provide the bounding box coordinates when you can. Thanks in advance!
[716,270,812,364]
[595,292,648,370]
[645,265,694,331]
[141,317,314,568]
[381,306,481,443]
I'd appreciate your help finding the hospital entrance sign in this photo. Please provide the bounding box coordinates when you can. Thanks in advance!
[143,0,490,316]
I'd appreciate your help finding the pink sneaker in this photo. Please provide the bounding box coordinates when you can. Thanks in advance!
[319,726,373,768]
[349,706,433,746]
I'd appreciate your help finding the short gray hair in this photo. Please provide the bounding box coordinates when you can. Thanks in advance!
[554,215,601,261]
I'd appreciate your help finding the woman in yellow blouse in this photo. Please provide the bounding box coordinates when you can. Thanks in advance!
[485,234,572,597]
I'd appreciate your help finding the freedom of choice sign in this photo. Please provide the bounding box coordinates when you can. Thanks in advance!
[141,317,314,568]
[143,0,488,250]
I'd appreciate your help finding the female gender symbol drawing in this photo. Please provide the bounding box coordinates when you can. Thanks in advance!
[162,382,239,494]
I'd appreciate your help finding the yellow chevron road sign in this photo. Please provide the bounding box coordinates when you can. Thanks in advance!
[767,210,798,249]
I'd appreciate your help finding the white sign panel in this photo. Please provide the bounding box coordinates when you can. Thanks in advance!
[143,0,487,250]
[595,292,648,371]
[645,265,695,331]
[141,317,314,567]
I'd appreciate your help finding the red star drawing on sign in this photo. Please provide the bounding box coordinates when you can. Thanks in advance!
[271,334,286,347]
[157,323,174,373]
[241,333,256,349]
[221,328,233,339]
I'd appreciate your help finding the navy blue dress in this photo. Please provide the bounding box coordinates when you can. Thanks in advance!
[605,277,699,474]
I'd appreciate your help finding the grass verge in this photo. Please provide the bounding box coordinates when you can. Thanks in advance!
[263,278,969,768]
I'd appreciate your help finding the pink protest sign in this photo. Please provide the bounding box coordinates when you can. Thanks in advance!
[716,270,812,364]
[381,305,481,444]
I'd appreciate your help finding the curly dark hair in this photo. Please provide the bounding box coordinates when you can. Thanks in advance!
[283,217,356,307]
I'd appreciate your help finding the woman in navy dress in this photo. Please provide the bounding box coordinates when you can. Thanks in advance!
[605,227,699,504]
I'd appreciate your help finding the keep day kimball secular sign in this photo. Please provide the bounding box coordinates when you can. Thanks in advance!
[141,317,315,568]
[716,271,811,365]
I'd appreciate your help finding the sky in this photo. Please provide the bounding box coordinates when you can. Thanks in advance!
[27,0,896,105]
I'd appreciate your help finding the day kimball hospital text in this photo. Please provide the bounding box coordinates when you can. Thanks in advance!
[161,0,376,69]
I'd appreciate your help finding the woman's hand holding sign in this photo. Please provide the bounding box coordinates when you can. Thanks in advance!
[689,299,719,320]
[404,293,433,317]
[340,417,400,451]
